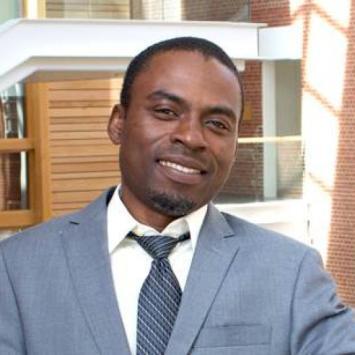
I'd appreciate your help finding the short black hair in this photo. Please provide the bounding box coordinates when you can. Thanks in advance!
[120,36,244,121]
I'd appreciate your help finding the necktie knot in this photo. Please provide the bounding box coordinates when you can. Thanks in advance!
[128,231,189,259]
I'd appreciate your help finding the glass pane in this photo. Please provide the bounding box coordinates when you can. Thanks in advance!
[131,0,250,21]
[276,140,304,199]
[0,152,28,210]
[215,60,302,204]
[0,0,21,24]
[46,0,130,19]
[214,139,304,204]
[0,84,25,138]
[46,0,250,21]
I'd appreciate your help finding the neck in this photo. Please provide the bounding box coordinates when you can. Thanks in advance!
[120,186,176,232]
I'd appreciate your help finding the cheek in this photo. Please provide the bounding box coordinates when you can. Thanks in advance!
[213,141,237,167]
[217,159,235,182]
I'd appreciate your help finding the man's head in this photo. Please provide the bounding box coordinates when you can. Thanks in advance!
[108,37,243,230]
[120,37,244,119]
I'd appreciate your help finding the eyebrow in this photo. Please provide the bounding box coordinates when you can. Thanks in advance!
[147,90,187,107]
[204,106,237,123]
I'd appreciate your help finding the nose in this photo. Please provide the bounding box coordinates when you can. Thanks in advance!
[170,116,208,151]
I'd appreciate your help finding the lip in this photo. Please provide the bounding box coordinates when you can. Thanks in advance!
[159,160,201,174]
[158,155,208,173]
[156,156,208,185]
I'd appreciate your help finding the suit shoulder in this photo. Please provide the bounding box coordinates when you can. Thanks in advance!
[0,188,112,255]
[0,213,73,256]
[222,211,313,259]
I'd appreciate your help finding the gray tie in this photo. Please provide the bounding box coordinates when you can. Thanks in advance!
[128,231,190,355]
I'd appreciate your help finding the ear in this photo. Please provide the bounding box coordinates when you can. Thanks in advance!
[234,144,238,160]
[232,133,239,161]
[108,104,125,145]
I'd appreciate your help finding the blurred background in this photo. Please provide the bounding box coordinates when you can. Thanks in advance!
[1,0,354,306]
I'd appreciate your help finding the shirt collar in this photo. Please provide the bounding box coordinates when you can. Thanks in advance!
[107,186,207,254]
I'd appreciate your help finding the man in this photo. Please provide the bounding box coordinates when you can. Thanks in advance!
[1,37,355,355]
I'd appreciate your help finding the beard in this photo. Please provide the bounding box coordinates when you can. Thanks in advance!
[147,188,196,217]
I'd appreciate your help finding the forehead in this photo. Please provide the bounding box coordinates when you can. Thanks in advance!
[131,51,241,108]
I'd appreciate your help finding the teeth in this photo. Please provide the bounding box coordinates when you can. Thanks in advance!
[159,160,201,174]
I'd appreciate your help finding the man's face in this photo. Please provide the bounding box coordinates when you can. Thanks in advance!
[109,50,241,227]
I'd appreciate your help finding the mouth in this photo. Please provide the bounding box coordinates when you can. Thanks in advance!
[156,158,207,185]
[158,160,203,175]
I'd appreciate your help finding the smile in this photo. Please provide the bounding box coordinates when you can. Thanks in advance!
[158,160,202,175]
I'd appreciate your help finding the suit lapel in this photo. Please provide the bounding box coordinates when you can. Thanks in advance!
[166,204,241,355]
[60,190,131,355]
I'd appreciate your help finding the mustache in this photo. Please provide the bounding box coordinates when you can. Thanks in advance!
[162,144,207,160]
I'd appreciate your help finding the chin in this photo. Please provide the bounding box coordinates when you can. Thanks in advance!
[147,189,197,217]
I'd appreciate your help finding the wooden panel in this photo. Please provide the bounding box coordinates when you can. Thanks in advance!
[26,83,53,222]
[50,122,107,132]
[50,118,109,126]
[53,190,106,203]
[49,100,116,108]
[49,78,122,90]
[52,155,118,163]
[52,209,82,217]
[52,177,119,192]
[49,107,112,118]
[51,145,117,157]
[48,77,123,216]
[53,161,118,173]
[51,138,110,147]
[50,131,109,140]
[52,161,118,173]
[48,90,118,101]
[52,171,119,180]
[53,201,94,210]
[0,139,34,153]
[0,210,36,228]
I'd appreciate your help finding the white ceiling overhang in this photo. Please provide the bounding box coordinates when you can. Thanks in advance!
[0,19,302,91]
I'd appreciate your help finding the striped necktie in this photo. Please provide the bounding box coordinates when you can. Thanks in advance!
[128,231,190,355]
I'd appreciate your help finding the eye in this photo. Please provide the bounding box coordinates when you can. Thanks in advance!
[153,107,178,119]
[206,118,230,132]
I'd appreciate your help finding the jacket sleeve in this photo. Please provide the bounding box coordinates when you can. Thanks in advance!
[0,245,26,354]
[290,248,355,354]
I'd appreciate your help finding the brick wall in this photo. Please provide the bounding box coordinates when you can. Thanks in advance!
[251,0,290,26]
[322,2,355,306]
[240,62,263,138]
[258,0,355,306]
[221,61,264,201]
[183,0,249,21]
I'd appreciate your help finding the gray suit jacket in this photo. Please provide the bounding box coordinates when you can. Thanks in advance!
[1,188,355,355]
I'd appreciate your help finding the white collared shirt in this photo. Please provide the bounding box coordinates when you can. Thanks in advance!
[107,186,207,355]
